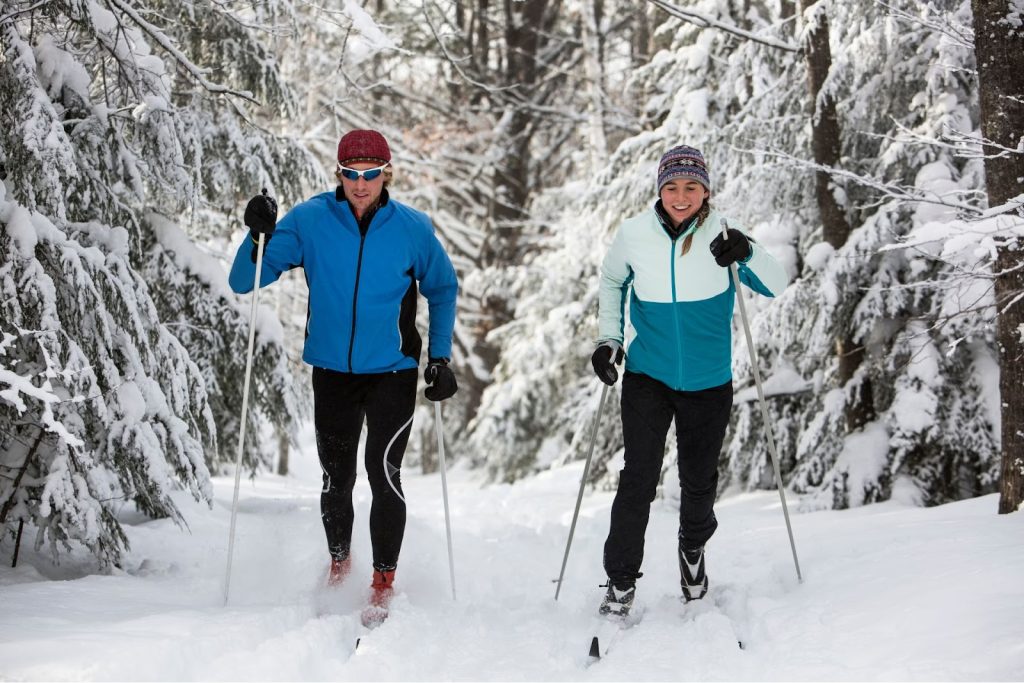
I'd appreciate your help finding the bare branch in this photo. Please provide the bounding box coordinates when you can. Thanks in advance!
[645,0,801,53]
[874,0,973,49]
[420,0,518,95]
[0,0,52,26]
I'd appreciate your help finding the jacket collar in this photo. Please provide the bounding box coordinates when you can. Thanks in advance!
[333,187,392,234]
[653,200,699,240]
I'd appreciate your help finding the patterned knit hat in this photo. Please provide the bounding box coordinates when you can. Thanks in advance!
[337,130,392,164]
[657,145,710,193]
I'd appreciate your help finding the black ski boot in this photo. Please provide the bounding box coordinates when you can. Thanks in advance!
[679,545,708,602]
[598,580,636,618]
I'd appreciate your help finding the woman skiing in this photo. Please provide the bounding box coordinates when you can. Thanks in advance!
[229,129,459,624]
[591,145,789,616]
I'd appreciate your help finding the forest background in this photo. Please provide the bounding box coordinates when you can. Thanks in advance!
[1,0,1022,569]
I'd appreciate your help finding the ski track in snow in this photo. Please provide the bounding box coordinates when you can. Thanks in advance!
[2,426,1023,681]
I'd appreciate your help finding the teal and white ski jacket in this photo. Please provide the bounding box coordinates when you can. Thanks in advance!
[598,207,789,392]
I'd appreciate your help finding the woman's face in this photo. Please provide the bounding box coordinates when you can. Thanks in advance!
[659,179,709,227]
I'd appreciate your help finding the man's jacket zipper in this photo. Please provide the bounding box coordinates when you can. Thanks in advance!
[347,231,368,371]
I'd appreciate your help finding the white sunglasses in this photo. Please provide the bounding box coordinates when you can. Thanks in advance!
[336,163,389,181]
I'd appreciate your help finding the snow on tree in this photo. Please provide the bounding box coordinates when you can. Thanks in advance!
[276,1,658,470]
[0,0,318,566]
[0,183,214,566]
[465,0,1005,511]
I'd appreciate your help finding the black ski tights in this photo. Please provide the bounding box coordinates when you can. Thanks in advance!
[312,367,417,570]
[603,371,733,583]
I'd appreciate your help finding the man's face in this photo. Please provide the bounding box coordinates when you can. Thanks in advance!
[339,160,387,218]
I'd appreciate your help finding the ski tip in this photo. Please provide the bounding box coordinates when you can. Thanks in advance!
[361,604,389,630]
[355,638,361,650]
[588,636,601,660]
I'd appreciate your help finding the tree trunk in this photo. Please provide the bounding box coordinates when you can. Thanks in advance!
[11,519,24,568]
[836,337,873,432]
[580,1,608,168]
[0,428,44,526]
[798,1,871,432]
[631,3,651,67]
[780,0,796,24]
[276,428,289,476]
[798,0,850,249]
[470,0,556,427]
[488,0,551,261]
[421,417,439,475]
[471,0,490,80]
[972,0,1024,513]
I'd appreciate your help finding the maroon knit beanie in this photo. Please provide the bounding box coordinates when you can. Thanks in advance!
[337,130,392,165]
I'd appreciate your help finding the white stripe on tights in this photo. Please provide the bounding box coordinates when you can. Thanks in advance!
[383,413,414,503]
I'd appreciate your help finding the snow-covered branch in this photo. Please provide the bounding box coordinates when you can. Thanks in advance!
[744,147,986,216]
[105,0,260,104]
[646,0,800,53]
[876,0,974,50]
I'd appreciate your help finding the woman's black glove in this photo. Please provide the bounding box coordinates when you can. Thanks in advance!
[709,228,752,268]
[591,341,624,386]
[424,358,458,401]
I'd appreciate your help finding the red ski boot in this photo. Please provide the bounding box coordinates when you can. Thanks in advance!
[360,568,395,628]
[326,556,351,587]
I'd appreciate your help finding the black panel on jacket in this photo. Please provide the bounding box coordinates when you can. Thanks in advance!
[398,272,421,362]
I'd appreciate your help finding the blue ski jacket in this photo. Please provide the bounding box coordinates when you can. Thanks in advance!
[229,190,458,374]
[598,206,789,391]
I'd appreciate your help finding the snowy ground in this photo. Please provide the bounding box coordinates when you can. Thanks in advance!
[2,421,1023,682]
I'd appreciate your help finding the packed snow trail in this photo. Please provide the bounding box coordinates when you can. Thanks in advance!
[1,423,1023,680]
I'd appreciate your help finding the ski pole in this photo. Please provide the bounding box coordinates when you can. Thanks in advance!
[223,230,267,605]
[434,401,457,601]
[554,382,610,600]
[721,219,803,582]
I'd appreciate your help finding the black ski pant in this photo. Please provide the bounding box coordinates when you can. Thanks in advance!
[603,371,733,584]
[312,366,417,571]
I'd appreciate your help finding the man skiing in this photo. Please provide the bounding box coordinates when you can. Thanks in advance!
[228,129,459,625]
[591,145,789,617]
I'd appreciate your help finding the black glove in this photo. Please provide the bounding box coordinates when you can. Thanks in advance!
[245,188,278,241]
[424,358,458,401]
[245,189,277,263]
[591,341,624,386]
[709,228,752,268]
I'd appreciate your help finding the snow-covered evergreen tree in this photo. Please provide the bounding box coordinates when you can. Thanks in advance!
[466,0,1003,510]
[0,0,317,566]
[740,0,1000,508]
[2,0,1009,580]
